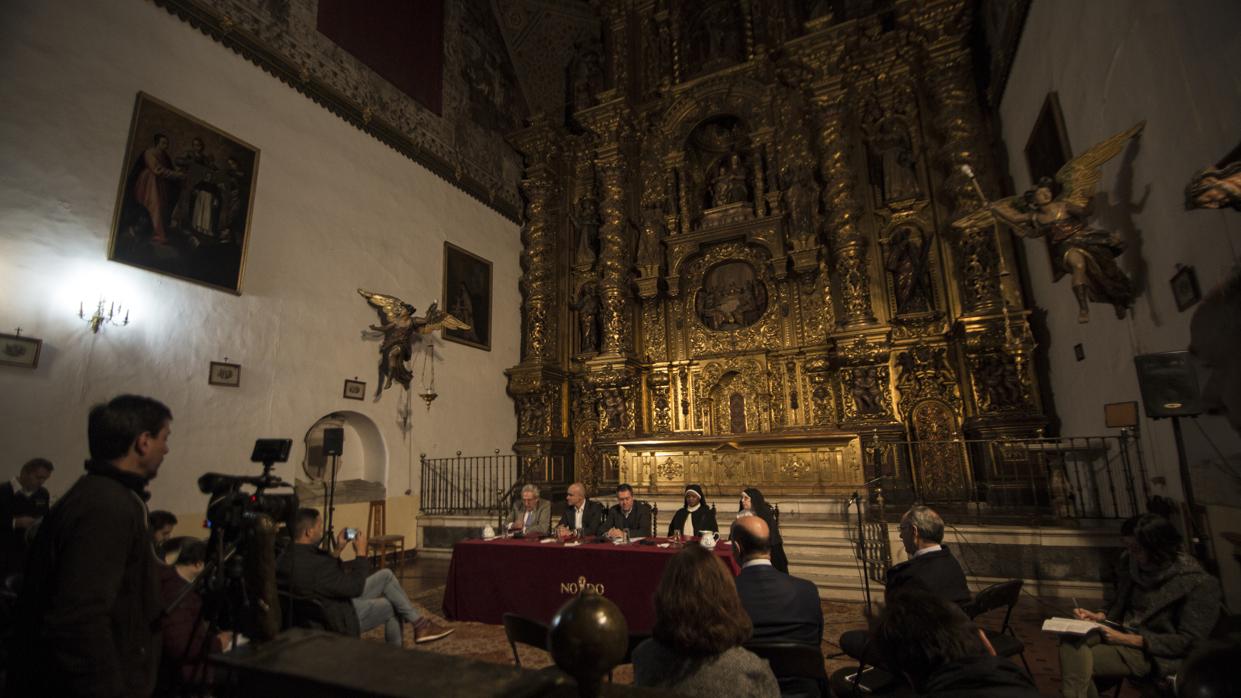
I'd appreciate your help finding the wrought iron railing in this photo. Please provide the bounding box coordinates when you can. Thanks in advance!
[868,432,1148,522]
[418,452,568,515]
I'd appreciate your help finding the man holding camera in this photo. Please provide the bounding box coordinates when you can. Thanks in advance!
[10,395,172,698]
[277,508,453,646]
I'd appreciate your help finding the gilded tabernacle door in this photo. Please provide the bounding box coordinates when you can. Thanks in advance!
[617,432,864,497]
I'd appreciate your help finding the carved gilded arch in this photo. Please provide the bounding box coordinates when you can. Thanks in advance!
[658,77,773,146]
[694,357,772,435]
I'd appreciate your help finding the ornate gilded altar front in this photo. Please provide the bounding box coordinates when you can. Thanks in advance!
[505,0,1047,502]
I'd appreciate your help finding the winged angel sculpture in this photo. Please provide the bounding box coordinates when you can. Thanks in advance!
[954,122,1144,323]
[358,289,470,401]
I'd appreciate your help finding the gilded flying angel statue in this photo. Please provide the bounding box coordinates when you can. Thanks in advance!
[358,289,470,401]
[954,122,1144,323]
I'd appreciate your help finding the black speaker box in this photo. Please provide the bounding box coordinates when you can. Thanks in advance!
[323,427,344,456]
[1133,351,1204,418]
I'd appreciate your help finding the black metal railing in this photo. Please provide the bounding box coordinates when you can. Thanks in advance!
[869,432,1148,522]
[419,452,568,515]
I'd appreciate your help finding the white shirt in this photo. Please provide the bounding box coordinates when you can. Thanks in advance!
[573,505,584,530]
[914,544,943,558]
[682,504,700,537]
[10,478,36,498]
[742,558,773,569]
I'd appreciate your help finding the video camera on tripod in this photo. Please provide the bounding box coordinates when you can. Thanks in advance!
[199,439,300,537]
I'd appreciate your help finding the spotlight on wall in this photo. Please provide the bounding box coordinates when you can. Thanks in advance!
[79,299,129,334]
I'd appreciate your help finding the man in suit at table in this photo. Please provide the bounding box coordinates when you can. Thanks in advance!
[732,514,825,697]
[556,482,607,538]
[504,483,551,536]
[604,483,653,539]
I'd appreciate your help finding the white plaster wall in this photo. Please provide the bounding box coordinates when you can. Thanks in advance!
[999,0,1241,605]
[0,0,520,539]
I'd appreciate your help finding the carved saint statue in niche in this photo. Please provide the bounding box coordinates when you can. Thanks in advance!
[570,45,604,113]
[571,196,600,267]
[781,166,817,243]
[695,261,767,331]
[710,153,749,207]
[569,282,600,354]
[884,225,934,314]
[848,366,887,416]
[867,115,920,203]
[636,209,665,270]
[600,390,626,431]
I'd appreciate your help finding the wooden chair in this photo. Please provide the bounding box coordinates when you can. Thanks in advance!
[502,613,549,667]
[366,500,406,581]
[745,642,830,697]
[965,579,1031,675]
[278,590,329,632]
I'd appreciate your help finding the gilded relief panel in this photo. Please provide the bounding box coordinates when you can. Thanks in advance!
[683,242,782,357]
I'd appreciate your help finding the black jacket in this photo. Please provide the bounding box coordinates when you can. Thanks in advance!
[605,501,653,537]
[735,564,823,646]
[276,543,368,637]
[0,481,50,575]
[666,506,718,537]
[557,500,609,537]
[917,655,1040,697]
[886,546,971,607]
[10,460,162,698]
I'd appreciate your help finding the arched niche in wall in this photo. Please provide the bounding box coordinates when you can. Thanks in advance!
[296,411,388,506]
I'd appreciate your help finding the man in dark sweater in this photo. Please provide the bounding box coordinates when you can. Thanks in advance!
[604,482,653,539]
[10,395,172,698]
[276,508,453,646]
[0,457,53,576]
[839,505,971,663]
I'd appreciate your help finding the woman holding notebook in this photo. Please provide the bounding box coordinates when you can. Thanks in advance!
[1057,514,1220,697]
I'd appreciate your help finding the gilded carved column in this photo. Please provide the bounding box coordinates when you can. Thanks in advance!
[928,47,1002,313]
[596,153,632,355]
[817,92,876,328]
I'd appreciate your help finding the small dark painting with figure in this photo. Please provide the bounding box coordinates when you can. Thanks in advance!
[1024,92,1072,274]
[442,242,491,351]
[109,93,259,294]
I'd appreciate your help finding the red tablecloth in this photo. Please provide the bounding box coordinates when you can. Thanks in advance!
[442,537,740,632]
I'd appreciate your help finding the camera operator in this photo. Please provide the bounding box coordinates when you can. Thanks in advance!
[277,508,453,646]
[9,394,172,698]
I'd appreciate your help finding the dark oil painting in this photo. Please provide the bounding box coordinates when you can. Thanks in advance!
[442,242,492,351]
[109,93,259,294]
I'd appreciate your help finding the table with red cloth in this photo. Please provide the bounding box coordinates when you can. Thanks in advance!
[442,537,740,632]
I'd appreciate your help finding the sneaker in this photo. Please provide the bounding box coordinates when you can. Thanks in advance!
[415,621,455,644]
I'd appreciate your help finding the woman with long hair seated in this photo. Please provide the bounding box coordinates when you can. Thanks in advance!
[738,487,788,573]
[633,544,779,697]
[1058,514,1220,697]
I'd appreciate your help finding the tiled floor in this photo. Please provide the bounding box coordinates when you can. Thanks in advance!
[385,556,1139,697]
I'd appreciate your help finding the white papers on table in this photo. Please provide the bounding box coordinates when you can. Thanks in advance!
[1042,617,1104,635]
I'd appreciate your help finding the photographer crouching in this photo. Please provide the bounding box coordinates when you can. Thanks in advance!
[277,508,453,646]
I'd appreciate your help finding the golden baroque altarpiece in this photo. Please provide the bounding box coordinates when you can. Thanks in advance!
[505,0,1046,502]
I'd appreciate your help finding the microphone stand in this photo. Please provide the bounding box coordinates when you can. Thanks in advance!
[851,491,874,617]
[322,452,340,551]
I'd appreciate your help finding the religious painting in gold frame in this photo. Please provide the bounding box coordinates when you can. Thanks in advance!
[1024,92,1073,275]
[441,242,492,351]
[108,92,260,294]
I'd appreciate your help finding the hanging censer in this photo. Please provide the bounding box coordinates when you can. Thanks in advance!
[417,343,438,411]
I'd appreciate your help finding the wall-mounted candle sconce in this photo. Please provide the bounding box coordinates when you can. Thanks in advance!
[79,300,129,334]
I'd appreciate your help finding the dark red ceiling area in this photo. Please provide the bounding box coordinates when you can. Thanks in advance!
[317,0,444,115]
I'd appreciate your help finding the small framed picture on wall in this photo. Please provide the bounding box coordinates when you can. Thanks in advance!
[343,379,366,400]
[0,332,43,369]
[1170,265,1201,311]
[208,361,241,387]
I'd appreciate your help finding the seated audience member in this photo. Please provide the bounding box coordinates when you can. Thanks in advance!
[157,537,225,694]
[504,483,550,536]
[731,515,824,697]
[666,484,718,538]
[149,510,178,553]
[633,544,780,698]
[556,482,607,538]
[0,457,53,576]
[839,504,971,663]
[738,487,788,573]
[1059,514,1220,698]
[276,508,453,646]
[605,483,653,539]
[874,588,1040,697]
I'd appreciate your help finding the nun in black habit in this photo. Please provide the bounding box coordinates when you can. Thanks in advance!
[739,487,788,573]
[666,484,719,538]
